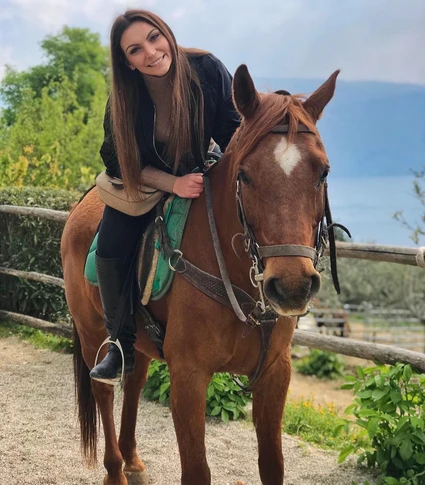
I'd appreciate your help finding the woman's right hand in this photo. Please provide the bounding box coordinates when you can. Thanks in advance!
[172,173,204,198]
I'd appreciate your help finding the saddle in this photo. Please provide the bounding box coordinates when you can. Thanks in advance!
[84,194,192,303]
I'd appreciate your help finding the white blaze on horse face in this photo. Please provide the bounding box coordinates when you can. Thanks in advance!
[274,137,302,176]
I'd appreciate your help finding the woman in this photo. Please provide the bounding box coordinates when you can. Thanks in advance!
[90,10,241,384]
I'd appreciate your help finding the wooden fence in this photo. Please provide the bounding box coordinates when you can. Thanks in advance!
[2,204,425,371]
[299,307,425,353]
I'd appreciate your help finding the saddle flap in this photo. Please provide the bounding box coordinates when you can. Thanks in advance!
[138,195,192,304]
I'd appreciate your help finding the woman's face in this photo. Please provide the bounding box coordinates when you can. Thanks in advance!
[120,20,172,77]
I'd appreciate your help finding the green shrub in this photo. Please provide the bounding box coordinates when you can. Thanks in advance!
[142,360,171,404]
[206,373,250,422]
[341,364,425,485]
[0,186,81,321]
[295,349,345,379]
[142,361,251,423]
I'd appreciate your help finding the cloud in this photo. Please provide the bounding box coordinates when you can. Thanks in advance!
[1,0,424,84]
[166,0,425,84]
[8,0,73,29]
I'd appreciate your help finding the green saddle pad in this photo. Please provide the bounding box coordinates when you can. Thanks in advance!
[84,196,192,301]
[85,233,99,286]
[150,196,192,300]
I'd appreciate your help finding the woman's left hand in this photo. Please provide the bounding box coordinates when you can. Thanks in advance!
[172,173,204,198]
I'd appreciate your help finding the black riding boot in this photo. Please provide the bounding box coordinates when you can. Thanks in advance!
[89,254,136,385]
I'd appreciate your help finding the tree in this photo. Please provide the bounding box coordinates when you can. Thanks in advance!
[0,65,53,126]
[334,225,349,242]
[41,27,109,110]
[394,168,425,245]
[0,26,109,190]
[317,257,425,322]
[392,169,425,320]
[0,74,107,190]
[0,27,109,126]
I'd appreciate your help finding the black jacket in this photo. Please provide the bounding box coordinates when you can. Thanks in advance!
[100,54,241,178]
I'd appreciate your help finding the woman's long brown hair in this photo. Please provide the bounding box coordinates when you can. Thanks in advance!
[109,10,207,200]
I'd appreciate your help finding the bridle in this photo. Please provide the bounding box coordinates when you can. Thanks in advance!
[224,121,351,324]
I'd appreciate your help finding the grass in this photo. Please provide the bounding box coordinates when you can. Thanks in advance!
[283,396,370,452]
[0,320,73,353]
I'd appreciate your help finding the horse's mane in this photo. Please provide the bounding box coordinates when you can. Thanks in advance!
[227,93,317,175]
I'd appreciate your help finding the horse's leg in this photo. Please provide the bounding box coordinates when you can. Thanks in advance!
[169,360,212,484]
[119,351,151,485]
[252,348,292,485]
[91,380,127,485]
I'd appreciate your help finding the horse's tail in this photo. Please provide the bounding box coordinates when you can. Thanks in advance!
[73,322,98,467]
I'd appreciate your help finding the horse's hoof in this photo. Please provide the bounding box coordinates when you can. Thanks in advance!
[103,473,128,485]
[124,469,149,485]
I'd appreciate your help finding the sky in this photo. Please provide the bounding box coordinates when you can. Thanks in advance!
[1,0,425,247]
[1,0,424,84]
[329,176,422,247]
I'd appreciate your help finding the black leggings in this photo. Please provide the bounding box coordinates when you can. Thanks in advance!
[97,205,153,271]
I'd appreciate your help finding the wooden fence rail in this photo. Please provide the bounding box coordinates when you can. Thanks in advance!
[292,330,425,373]
[2,204,425,267]
[0,267,65,288]
[0,310,72,338]
[0,205,68,223]
[324,242,425,268]
[2,204,425,371]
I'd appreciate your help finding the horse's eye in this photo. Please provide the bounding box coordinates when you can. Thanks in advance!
[320,169,329,183]
[238,169,251,185]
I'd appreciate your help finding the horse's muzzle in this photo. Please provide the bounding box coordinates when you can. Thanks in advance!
[264,273,320,315]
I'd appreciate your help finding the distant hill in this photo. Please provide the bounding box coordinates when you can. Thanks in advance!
[254,77,425,178]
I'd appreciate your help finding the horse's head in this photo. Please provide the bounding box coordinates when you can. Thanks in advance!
[229,65,340,317]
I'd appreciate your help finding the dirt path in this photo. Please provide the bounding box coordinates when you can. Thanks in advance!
[0,336,377,485]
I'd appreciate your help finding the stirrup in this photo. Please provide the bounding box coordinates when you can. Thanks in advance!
[92,336,125,386]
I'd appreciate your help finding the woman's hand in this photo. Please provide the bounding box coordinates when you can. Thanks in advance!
[172,173,204,198]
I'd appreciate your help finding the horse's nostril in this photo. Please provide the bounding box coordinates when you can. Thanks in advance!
[311,273,321,295]
[264,278,285,301]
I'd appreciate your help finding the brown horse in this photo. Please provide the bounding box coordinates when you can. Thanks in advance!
[61,64,339,485]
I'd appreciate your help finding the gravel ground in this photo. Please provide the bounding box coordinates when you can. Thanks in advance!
[0,336,377,485]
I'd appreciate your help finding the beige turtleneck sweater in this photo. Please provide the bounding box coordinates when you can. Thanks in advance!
[140,71,177,193]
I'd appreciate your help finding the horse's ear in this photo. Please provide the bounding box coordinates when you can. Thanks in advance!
[233,64,260,119]
[303,70,340,123]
